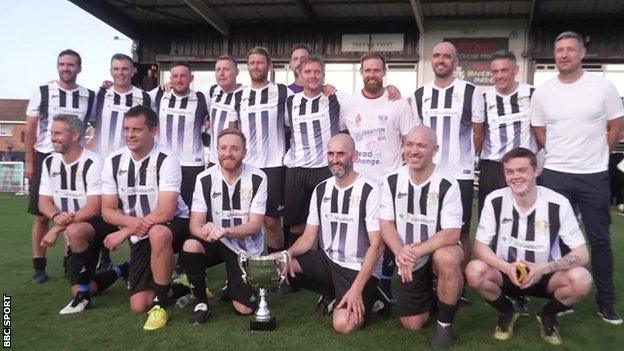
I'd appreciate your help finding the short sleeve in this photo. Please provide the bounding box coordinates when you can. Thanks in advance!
[230,91,241,122]
[306,187,321,226]
[471,86,485,123]
[530,89,546,127]
[191,174,207,213]
[249,173,268,215]
[26,87,42,118]
[147,87,160,111]
[439,181,463,229]
[557,199,586,249]
[38,157,53,196]
[101,156,118,195]
[475,196,497,245]
[603,79,624,120]
[85,157,103,196]
[364,185,380,232]
[158,154,182,192]
[379,176,396,221]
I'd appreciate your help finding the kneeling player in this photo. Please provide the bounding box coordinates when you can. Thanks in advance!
[181,128,268,324]
[380,126,464,350]
[38,114,127,314]
[278,134,384,334]
[466,148,591,345]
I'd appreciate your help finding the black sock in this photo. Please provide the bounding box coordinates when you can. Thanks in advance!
[542,297,570,317]
[437,300,459,324]
[171,283,191,299]
[73,249,98,286]
[153,283,170,307]
[381,247,396,278]
[181,252,208,303]
[93,270,118,292]
[487,294,514,314]
[33,257,46,272]
[99,247,111,263]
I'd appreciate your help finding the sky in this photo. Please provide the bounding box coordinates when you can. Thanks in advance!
[0,0,133,99]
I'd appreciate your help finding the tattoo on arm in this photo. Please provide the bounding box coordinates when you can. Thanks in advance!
[547,253,581,273]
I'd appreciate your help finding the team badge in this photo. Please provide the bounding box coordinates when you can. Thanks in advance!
[348,195,361,207]
[453,92,464,103]
[533,220,550,231]
[355,114,362,127]
[427,191,439,206]
[240,187,253,200]
[518,96,530,107]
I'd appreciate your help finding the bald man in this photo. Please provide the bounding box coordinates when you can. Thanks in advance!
[380,126,464,349]
[412,43,485,302]
[276,133,384,334]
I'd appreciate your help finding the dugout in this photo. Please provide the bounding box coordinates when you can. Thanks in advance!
[69,0,624,95]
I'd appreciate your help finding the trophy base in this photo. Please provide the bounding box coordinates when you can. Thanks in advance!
[250,317,276,331]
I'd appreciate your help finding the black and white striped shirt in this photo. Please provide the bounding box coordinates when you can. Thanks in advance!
[152,88,209,167]
[482,83,537,161]
[476,186,585,264]
[207,84,243,164]
[191,164,268,256]
[92,86,151,157]
[39,149,102,213]
[284,91,344,168]
[234,82,292,168]
[380,166,463,271]
[414,79,485,179]
[26,81,95,154]
[307,175,381,271]
[102,142,188,223]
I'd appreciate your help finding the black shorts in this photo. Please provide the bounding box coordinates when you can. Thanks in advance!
[181,165,205,210]
[501,271,554,299]
[27,151,50,215]
[283,167,331,226]
[457,179,474,236]
[261,166,286,218]
[294,250,378,322]
[128,217,189,295]
[87,216,119,248]
[397,260,435,317]
[198,240,258,310]
[478,159,506,215]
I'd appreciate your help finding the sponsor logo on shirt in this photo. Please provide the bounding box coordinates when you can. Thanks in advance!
[500,235,547,252]
[398,212,436,225]
[216,209,249,218]
[377,114,389,125]
[324,212,355,223]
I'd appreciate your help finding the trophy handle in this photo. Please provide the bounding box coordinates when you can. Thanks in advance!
[277,250,290,286]
[238,251,248,284]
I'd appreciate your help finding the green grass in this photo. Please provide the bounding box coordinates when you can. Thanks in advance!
[1,194,623,350]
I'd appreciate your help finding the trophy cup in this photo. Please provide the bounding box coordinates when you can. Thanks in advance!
[238,251,289,331]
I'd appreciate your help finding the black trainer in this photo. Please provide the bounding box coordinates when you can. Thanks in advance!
[536,313,562,345]
[315,294,335,316]
[510,295,530,316]
[598,304,623,325]
[189,302,211,325]
[32,270,48,284]
[430,322,454,350]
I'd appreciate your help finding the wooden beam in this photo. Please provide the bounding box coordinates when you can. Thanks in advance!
[182,0,230,35]
[68,0,141,38]
[409,0,425,33]
[295,0,320,22]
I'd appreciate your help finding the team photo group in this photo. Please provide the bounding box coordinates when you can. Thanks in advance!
[23,29,623,349]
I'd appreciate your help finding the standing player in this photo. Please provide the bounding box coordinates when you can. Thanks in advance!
[340,51,416,303]
[280,133,384,334]
[413,42,485,296]
[206,55,244,167]
[283,55,344,243]
[380,126,464,350]
[101,106,190,330]
[181,128,268,323]
[38,114,127,314]
[531,31,624,324]
[287,43,312,93]
[232,47,291,254]
[466,148,592,345]
[25,49,95,283]
[151,61,209,208]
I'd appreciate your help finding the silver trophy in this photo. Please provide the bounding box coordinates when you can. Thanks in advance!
[238,251,289,331]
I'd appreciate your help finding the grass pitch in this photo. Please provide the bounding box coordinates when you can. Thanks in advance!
[1,194,623,350]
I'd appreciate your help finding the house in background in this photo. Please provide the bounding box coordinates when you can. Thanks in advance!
[0,99,28,161]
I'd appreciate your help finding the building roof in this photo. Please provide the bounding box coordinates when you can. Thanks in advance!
[0,100,28,122]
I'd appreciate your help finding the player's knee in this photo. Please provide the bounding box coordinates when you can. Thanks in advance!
[65,224,86,243]
[568,267,592,298]
[400,315,427,331]
[148,226,173,248]
[233,301,254,315]
[129,298,150,313]
[432,248,462,274]
[465,260,488,288]
[182,239,203,253]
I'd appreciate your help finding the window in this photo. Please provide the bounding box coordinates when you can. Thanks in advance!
[0,124,13,137]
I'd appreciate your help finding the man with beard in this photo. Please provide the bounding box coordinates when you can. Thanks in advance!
[232,47,292,254]
[531,31,624,324]
[412,43,485,301]
[276,133,384,334]
[25,49,96,283]
[101,106,190,330]
[340,51,416,304]
[380,126,464,350]
[38,114,127,314]
[287,43,311,93]
[466,148,592,345]
[181,128,268,324]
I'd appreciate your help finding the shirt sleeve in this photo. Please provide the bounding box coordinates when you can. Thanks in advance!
[306,187,321,226]
[249,173,268,215]
[379,176,396,221]
[101,156,118,195]
[38,157,53,196]
[191,174,207,213]
[230,92,241,122]
[471,86,485,123]
[85,156,103,196]
[158,154,182,192]
[557,199,586,249]
[603,79,624,120]
[364,185,381,232]
[26,87,42,118]
[439,181,464,229]
[475,196,497,245]
[530,88,546,127]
